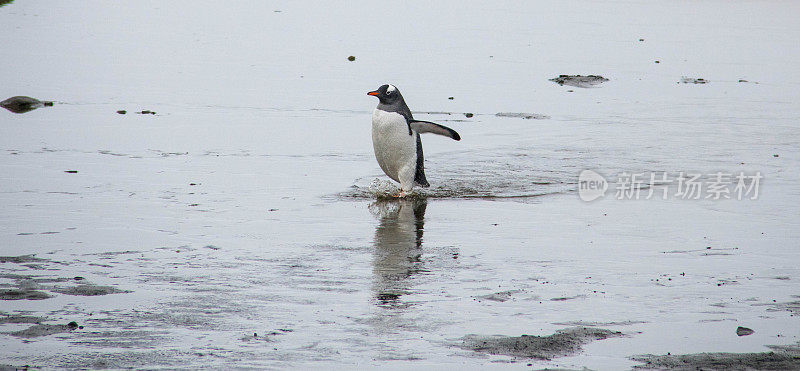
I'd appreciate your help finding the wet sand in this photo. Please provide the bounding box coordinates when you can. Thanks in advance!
[1,1,799,369]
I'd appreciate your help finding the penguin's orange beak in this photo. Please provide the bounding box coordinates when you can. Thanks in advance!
[367,90,380,96]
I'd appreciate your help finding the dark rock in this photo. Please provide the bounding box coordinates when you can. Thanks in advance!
[549,75,609,88]
[0,96,53,114]
[680,77,709,84]
[117,110,127,114]
[448,97,454,100]
[347,56,355,61]
[64,170,78,173]
[464,113,474,118]
[377,292,401,302]
[736,326,755,336]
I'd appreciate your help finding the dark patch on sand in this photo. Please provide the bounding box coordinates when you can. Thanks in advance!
[37,349,193,369]
[414,110,550,120]
[52,284,130,296]
[632,343,800,370]
[680,77,709,84]
[495,112,550,120]
[240,332,275,343]
[459,326,624,360]
[0,289,53,300]
[662,247,739,255]
[377,292,402,303]
[756,299,800,315]
[0,314,44,324]
[475,290,520,302]
[550,294,587,302]
[0,255,48,264]
[549,75,609,88]
[0,96,53,114]
[8,322,79,338]
[552,320,647,327]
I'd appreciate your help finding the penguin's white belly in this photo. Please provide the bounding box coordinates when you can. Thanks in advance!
[371,109,416,184]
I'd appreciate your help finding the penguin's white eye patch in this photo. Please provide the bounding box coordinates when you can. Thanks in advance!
[386,85,396,94]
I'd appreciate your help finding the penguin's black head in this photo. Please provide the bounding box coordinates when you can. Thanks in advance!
[367,84,402,105]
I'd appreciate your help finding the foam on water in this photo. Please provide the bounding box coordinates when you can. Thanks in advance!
[337,147,589,201]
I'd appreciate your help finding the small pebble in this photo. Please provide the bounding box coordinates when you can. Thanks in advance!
[448,96,454,100]
[64,170,78,174]
[116,110,127,114]
[655,60,660,63]
[773,154,779,157]
[639,38,644,41]
[464,113,473,118]
[347,56,355,61]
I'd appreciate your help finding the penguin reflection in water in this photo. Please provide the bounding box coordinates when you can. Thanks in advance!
[368,84,461,197]
[369,198,427,306]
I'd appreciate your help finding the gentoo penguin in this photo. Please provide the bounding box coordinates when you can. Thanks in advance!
[367,84,461,196]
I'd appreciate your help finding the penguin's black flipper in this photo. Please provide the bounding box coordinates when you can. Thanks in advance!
[414,134,430,188]
[409,120,461,141]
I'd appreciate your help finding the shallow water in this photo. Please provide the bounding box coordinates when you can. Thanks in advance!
[1,1,799,369]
